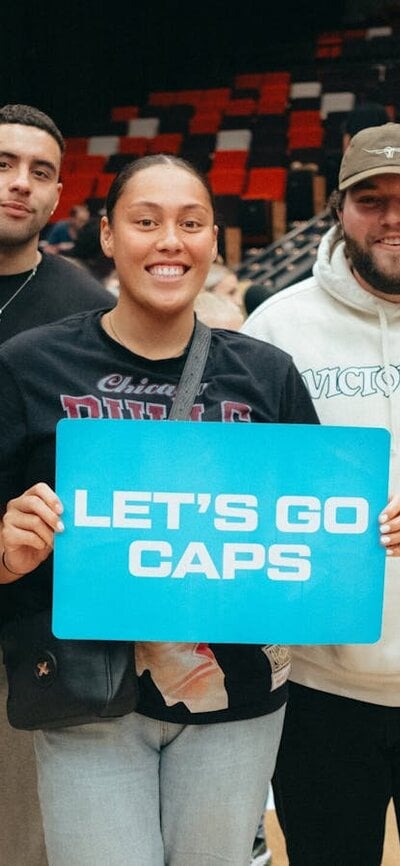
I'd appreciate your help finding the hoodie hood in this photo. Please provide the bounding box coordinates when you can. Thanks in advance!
[313,225,400,321]
[314,225,400,456]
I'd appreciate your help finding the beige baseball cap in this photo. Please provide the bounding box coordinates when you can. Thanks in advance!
[339,122,400,190]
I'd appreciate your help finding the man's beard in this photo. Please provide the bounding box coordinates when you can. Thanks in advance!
[344,231,400,297]
[0,213,43,250]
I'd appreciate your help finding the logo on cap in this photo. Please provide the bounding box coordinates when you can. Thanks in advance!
[363,146,400,159]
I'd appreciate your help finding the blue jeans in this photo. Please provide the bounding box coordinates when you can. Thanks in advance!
[34,706,285,866]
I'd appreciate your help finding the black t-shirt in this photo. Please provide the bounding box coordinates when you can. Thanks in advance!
[0,310,319,724]
[0,253,114,343]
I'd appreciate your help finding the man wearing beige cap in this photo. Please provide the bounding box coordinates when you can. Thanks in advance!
[242,123,400,865]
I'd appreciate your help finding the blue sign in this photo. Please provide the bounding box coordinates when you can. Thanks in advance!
[53,420,390,644]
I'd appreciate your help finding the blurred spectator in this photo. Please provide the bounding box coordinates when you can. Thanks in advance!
[68,217,119,296]
[194,290,244,329]
[204,261,243,308]
[243,283,275,317]
[342,101,390,151]
[42,203,90,254]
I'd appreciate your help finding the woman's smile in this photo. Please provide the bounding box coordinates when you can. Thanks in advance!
[145,262,190,280]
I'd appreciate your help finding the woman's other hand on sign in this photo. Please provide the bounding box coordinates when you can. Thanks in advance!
[379,494,400,556]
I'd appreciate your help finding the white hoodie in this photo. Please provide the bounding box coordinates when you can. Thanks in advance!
[242,224,400,706]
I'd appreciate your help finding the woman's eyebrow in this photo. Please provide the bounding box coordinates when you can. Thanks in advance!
[127,201,208,211]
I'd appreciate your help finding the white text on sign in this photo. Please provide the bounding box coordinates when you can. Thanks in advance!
[73,490,369,581]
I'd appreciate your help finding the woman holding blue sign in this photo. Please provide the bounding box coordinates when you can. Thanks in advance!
[0,154,319,866]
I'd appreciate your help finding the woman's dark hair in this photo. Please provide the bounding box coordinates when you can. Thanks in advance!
[105,154,216,223]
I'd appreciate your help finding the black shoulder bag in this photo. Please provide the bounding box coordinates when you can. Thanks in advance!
[1,319,211,730]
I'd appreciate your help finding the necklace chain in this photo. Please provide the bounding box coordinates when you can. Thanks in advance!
[107,311,192,358]
[0,266,38,319]
[108,311,129,349]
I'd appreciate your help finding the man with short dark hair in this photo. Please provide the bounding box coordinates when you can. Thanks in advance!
[0,103,114,342]
[0,103,114,866]
[242,123,400,866]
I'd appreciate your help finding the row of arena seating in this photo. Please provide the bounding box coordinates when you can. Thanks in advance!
[53,23,400,264]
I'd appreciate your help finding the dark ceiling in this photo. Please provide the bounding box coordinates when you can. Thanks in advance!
[0,1,349,134]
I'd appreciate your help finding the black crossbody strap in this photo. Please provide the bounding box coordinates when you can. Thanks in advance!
[168,319,211,421]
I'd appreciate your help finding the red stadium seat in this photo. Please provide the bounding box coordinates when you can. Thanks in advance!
[118,137,149,155]
[61,155,107,175]
[94,174,117,198]
[189,110,223,135]
[242,167,287,201]
[64,137,88,154]
[208,166,247,195]
[111,106,139,122]
[211,150,248,169]
[147,133,183,154]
